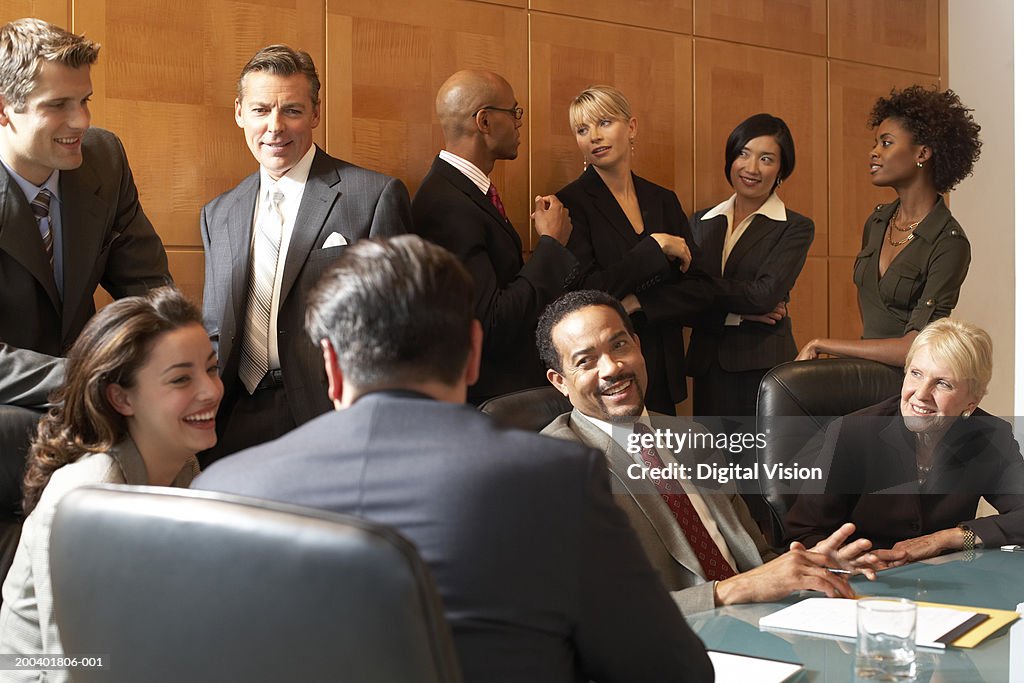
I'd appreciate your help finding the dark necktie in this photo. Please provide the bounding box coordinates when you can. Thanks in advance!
[486,184,506,219]
[632,422,736,581]
[31,189,54,267]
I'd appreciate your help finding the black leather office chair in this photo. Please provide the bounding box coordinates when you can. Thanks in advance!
[755,359,904,546]
[478,386,572,432]
[0,406,41,597]
[50,485,462,683]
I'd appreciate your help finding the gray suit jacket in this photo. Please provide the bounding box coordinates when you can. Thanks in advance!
[194,391,712,683]
[0,128,170,408]
[201,146,411,427]
[542,409,774,614]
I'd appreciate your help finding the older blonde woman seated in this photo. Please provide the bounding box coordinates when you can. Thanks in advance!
[0,287,222,681]
[786,318,1024,563]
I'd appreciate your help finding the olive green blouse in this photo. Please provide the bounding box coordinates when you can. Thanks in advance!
[854,198,970,339]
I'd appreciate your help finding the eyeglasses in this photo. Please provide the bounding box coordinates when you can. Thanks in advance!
[471,106,524,121]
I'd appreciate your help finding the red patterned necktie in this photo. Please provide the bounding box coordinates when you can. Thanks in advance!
[486,184,507,219]
[632,422,736,581]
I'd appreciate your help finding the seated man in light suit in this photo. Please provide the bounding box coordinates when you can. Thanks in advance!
[538,289,886,614]
[201,44,412,463]
[193,236,712,683]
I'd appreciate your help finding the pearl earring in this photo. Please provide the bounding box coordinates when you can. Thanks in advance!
[917,161,923,168]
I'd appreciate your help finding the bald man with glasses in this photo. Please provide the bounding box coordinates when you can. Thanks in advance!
[412,69,579,404]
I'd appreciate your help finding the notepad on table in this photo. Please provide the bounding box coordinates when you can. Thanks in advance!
[758,598,988,649]
[707,650,803,683]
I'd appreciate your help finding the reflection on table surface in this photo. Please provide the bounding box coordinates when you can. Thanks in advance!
[686,550,1024,682]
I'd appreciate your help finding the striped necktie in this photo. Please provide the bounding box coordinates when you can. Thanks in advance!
[633,422,737,581]
[239,188,286,394]
[31,189,54,268]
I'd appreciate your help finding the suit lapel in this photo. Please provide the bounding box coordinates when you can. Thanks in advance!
[580,167,641,245]
[60,162,111,340]
[694,213,727,276]
[567,411,708,577]
[280,148,340,303]
[724,214,783,278]
[226,173,260,328]
[0,170,60,311]
[434,157,522,253]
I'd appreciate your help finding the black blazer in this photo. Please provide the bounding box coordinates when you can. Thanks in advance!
[194,391,712,683]
[686,206,814,375]
[785,396,1024,549]
[556,167,706,410]
[413,157,578,403]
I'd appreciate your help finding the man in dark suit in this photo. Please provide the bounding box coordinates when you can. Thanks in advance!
[0,18,170,410]
[201,45,412,462]
[194,236,712,683]
[537,289,880,614]
[413,69,577,404]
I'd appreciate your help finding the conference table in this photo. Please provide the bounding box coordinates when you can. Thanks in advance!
[686,549,1024,681]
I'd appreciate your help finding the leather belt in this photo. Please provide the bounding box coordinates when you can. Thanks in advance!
[254,369,284,391]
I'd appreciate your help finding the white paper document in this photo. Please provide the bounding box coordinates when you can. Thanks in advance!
[759,598,981,649]
[708,650,803,683]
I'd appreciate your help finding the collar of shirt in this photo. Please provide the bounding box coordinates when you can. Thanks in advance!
[701,191,786,223]
[579,409,651,454]
[259,142,316,211]
[0,157,61,206]
[439,150,491,195]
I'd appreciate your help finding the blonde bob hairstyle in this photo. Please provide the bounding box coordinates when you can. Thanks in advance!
[905,318,993,401]
[569,85,633,132]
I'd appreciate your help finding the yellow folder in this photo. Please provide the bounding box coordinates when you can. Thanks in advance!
[915,600,1020,648]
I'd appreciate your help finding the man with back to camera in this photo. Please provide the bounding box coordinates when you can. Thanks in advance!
[0,18,170,409]
[193,235,713,683]
[537,289,895,614]
[413,69,578,404]
[201,44,412,463]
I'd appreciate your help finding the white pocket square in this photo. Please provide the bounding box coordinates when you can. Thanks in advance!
[322,232,348,248]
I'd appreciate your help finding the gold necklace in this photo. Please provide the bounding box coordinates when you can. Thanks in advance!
[887,207,919,246]
[891,204,922,232]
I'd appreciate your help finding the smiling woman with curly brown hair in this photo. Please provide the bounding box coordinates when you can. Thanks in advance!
[796,85,981,367]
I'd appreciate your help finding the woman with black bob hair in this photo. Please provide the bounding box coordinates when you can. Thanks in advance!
[797,85,982,366]
[687,113,814,418]
[0,287,223,680]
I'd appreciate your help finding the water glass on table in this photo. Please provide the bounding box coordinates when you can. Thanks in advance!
[856,598,917,680]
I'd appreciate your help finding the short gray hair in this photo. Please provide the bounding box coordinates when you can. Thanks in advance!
[906,318,993,399]
[237,44,320,106]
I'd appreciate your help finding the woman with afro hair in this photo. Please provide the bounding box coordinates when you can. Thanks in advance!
[797,85,981,366]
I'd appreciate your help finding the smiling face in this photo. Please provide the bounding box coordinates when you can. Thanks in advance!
[111,323,224,466]
[547,305,647,420]
[729,134,781,207]
[0,61,92,185]
[900,346,979,434]
[235,71,320,179]
[574,115,636,172]
[869,117,927,188]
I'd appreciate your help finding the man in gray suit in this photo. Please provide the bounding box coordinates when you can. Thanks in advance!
[0,18,170,409]
[537,289,883,614]
[194,236,712,683]
[201,45,412,462]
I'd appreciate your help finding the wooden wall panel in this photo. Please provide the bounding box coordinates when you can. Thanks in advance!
[789,256,828,350]
[827,61,940,259]
[0,0,66,25]
[694,39,827,256]
[694,0,826,56]
[325,0,529,230]
[827,256,861,340]
[530,0,692,36]
[531,14,693,225]
[829,0,940,75]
